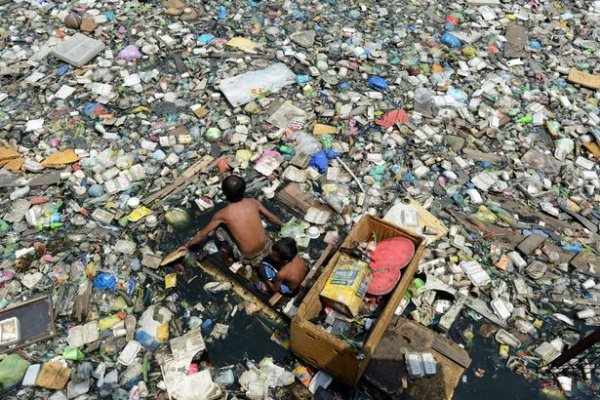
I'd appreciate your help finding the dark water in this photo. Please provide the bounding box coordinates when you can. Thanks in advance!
[155,203,291,367]
[157,202,569,399]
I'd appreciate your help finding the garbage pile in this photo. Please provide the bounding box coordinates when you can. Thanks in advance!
[0,0,599,398]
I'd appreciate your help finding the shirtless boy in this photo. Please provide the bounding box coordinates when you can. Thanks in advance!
[180,175,284,265]
[260,238,307,295]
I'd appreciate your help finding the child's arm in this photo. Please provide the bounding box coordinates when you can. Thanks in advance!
[256,200,285,227]
[179,212,224,251]
[266,273,284,293]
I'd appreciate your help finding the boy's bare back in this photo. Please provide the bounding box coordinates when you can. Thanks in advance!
[279,255,306,291]
[219,198,268,257]
[182,175,284,257]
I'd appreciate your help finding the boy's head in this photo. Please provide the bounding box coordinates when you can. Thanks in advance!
[222,175,246,203]
[271,237,298,264]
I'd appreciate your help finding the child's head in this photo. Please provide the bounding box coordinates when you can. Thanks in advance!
[271,237,298,264]
[222,175,246,203]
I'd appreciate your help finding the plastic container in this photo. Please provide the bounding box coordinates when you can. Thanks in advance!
[0,317,21,346]
[405,353,425,378]
[422,353,437,376]
[118,340,142,366]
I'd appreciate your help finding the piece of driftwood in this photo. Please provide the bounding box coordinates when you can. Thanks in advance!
[275,182,332,218]
[142,155,215,206]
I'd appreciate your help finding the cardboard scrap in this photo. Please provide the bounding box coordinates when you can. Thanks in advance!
[3,158,24,171]
[583,142,600,158]
[36,362,71,390]
[384,198,448,244]
[0,146,20,161]
[267,101,307,129]
[226,37,257,51]
[567,68,600,90]
[42,149,80,167]
[504,24,527,59]
[313,123,337,135]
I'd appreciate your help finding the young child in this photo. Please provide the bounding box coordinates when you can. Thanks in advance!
[180,175,284,266]
[260,238,307,295]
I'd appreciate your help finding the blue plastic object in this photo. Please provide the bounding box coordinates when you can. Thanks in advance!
[309,151,329,174]
[198,34,215,44]
[561,243,582,253]
[56,65,70,76]
[93,272,116,290]
[440,32,461,48]
[135,330,160,350]
[367,76,388,91]
[296,75,310,84]
[309,150,339,174]
[201,318,214,333]
[83,102,99,117]
[218,6,227,21]
[529,40,541,50]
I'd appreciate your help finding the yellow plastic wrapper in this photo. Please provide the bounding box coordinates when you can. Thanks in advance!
[226,37,257,51]
[99,315,121,331]
[472,205,497,224]
[499,344,510,358]
[128,206,152,222]
[313,123,337,135]
[235,149,253,163]
[156,323,169,343]
[165,273,177,289]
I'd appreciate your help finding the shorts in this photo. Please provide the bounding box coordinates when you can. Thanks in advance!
[216,227,272,267]
[262,262,293,294]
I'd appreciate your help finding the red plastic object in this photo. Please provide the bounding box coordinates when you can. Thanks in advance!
[367,237,415,296]
[375,109,409,129]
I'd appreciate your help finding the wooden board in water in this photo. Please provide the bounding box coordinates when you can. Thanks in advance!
[195,254,287,324]
[0,296,56,354]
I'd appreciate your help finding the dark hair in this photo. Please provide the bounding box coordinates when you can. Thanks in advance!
[222,175,246,202]
[272,237,298,263]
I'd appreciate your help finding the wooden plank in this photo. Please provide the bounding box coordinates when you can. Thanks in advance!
[302,243,336,287]
[275,182,332,217]
[0,296,56,354]
[432,337,472,369]
[268,293,283,306]
[142,155,215,205]
[568,68,600,90]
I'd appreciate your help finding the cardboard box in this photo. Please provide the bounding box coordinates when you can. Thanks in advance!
[320,254,371,317]
[291,215,426,386]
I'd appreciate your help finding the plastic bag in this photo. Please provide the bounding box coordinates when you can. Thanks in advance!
[93,272,116,290]
[309,149,340,173]
[323,184,350,214]
[117,45,142,61]
[0,354,29,388]
[164,208,190,228]
[293,132,321,156]
[280,218,305,238]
